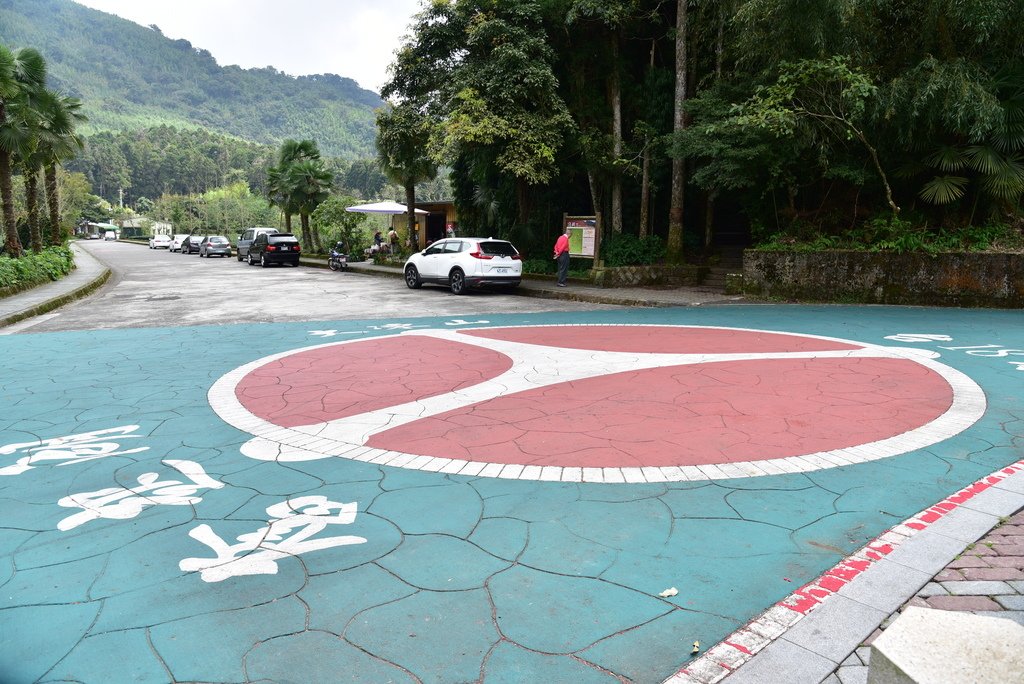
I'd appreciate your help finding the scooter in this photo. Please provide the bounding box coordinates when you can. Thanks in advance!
[328,244,348,271]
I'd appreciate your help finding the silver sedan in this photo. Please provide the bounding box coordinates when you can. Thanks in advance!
[199,235,232,258]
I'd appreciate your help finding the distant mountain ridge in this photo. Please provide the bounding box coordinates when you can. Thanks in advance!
[0,0,383,158]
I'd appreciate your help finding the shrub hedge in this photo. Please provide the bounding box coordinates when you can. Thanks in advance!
[0,246,76,293]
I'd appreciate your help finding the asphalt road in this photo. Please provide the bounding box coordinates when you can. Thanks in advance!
[26,240,619,332]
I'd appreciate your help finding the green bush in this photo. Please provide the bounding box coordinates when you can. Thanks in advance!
[522,258,555,275]
[601,233,666,266]
[754,216,1024,255]
[0,246,75,291]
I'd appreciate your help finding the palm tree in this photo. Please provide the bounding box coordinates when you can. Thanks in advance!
[376,105,437,250]
[287,158,334,252]
[37,91,86,246]
[267,139,321,235]
[15,89,78,253]
[0,45,47,256]
[20,143,45,253]
[265,164,293,232]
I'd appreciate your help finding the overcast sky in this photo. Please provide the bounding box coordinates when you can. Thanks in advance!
[73,0,424,94]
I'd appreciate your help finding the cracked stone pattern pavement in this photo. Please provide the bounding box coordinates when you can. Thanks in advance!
[0,305,1021,683]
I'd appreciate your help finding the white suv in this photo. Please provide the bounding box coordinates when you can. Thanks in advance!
[404,238,522,294]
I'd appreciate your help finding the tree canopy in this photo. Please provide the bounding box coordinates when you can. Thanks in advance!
[378,0,1024,258]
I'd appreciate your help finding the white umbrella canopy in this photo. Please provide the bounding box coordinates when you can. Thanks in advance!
[345,201,428,215]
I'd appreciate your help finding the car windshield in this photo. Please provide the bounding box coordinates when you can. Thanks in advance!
[208,237,228,244]
[478,241,518,257]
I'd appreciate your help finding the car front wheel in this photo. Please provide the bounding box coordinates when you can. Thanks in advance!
[237,252,243,261]
[247,252,255,265]
[261,254,268,268]
[405,265,422,289]
[449,268,466,295]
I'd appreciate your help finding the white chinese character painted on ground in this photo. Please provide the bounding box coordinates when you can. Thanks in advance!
[56,459,224,531]
[308,330,365,338]
[0,426,149,476]
[884,334,953,343]
[444,319,490,326]
[178,496,367,583]
[366,323,426,331]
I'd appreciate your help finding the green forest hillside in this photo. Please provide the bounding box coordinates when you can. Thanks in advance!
[0,0,382,157]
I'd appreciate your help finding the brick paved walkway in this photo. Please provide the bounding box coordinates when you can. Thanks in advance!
[824,507,1024,684]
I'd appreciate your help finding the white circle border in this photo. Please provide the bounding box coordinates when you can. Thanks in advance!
[208,324,987,483]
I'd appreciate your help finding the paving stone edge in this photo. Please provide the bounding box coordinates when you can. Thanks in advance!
[665,459,1024,684]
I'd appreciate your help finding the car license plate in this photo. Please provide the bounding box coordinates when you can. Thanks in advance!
[495,268,508,274]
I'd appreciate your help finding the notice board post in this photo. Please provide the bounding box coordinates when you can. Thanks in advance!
[563,213,602,268]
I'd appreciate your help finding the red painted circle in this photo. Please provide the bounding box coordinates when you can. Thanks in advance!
[235,327,954,468]
[367,357,950,467]
[235,336,513,428]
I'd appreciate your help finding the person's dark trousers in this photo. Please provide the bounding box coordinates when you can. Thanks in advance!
[557,251,570,285]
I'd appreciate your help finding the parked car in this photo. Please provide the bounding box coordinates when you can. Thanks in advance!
[103,230,116,241]
[169,234,190,252]
[87,233,99,240]
[199,235,232,258]
[247,232,301,267]
[180,235,202,254]
[403,238,522,294]
[236,227,279,262]
[149,234,172,249]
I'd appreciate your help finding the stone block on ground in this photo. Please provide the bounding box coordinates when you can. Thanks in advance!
[868,607,1024,683]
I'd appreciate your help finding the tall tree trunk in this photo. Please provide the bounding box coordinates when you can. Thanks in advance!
[515,180,530,227]
[0,148,20,256]
[25,170,42,253]
[310,215,323,254]
[704,192,717,250]
[715,7,724,79]
[610,31,623,235]
[405,182,418,250]
[667,0,689,263]
[639,40,656,239]
[300,213,312,252]
[284,212,292,233]
[639,145,651,239]
[587,171,601,218]
[45,163,61,246]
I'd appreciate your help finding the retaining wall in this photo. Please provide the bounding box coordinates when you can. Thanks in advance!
[591,264,704,288]
[742,250,1024,307]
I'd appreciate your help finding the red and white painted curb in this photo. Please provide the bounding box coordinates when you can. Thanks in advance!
[666,460,1024,683]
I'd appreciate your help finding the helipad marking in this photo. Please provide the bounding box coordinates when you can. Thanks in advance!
[208,325,987,482]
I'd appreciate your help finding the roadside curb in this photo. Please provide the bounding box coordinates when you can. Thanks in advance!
[301,258,711,307]
[519,286,679,308]
[0,266,111,329]
[668,461,1024,683]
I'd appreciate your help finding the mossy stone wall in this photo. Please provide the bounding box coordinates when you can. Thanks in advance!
[742,250,1024,307]
[591,264,704,288]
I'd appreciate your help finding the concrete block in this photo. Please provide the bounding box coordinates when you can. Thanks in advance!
[868,607,1024,683]
[960,485,1024,517]
[782,594,886,663]
[924,506,999,544]
[883,529,969,575]
[837,558,931,613]
[725,638,837,684]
